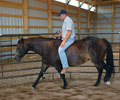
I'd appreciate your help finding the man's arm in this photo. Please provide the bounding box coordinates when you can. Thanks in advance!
[60,30,72,47]
[63,30,72,43]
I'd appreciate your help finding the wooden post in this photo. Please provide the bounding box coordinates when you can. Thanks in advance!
[87,5,90,34]
[78,8,81,40]
[48,0,52,33]
[78,1,81,40]
[65,4,69,13]
[23,0,28,34]
[119,32,120,72]
[112,3,115,42]
[94,5,97,36]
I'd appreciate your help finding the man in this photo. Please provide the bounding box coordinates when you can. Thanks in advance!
[54,9,76,74]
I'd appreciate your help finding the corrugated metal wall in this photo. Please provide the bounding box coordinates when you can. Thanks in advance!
[0,0,96,35]
[114,3,120,43]
[0,7,24,35]
[28,0,48,33]
[68,8,78,34]
[3,0,22,3]
[0,0,23,60]
[97,3,120,42]
[52,3,63,33]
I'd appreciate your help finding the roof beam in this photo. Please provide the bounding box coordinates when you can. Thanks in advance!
[79,0,86,8]
[93,0,97,6]
[88,0,95,10]
[102,0,120,3]
[66,0,71,5]
[98,0,120,5]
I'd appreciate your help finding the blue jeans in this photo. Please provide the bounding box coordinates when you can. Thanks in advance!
[58,38,75,68]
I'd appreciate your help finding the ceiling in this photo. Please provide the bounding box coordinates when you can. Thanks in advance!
[77,0,120,5]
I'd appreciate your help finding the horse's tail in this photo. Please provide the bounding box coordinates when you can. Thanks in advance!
[102,39,115,78]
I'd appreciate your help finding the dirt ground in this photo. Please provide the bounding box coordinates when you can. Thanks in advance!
[0,59,120,100]
[0,44,119,100]
[0,73,120,100]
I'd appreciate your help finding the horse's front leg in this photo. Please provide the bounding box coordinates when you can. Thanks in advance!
[31,62,49,89]
[55,65,67,89]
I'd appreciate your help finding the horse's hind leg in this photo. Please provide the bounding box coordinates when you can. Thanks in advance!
[94,66,103,86]
[101,62,112,84]
[90,51,104,86]
[31,63,49,89]
[55,65,67,89]
[94,62,111,86]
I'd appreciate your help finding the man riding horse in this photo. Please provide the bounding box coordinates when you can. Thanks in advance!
[55,9,76,74]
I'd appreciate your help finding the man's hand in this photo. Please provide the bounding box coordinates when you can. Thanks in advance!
[60,41,65,48]
[54,32,62,39]
[54,35,60,39]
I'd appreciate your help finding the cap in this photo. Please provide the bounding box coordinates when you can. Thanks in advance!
[57,9,67,16]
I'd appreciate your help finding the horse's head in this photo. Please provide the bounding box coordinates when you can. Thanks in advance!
[14,38,29,62]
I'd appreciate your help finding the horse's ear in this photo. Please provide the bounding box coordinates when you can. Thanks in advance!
[21,37,24,42]
[18,37,24,44]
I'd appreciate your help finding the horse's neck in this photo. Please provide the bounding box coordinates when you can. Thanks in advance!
[27,39,42,54]
[27,38,61,54]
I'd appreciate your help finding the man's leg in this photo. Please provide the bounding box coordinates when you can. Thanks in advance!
[58,39,74,74]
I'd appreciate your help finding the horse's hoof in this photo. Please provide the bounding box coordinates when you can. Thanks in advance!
[105,81,111,85]
[30,87,35,90]
[42,77,46,80]
[104,78,107,83]
[61,86,66,89]
[93,83,99,86]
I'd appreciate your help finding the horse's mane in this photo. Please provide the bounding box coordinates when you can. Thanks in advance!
[26,36,61,41]
[21,36,97,44]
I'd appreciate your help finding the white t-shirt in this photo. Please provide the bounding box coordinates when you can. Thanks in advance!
[62,16,75,40]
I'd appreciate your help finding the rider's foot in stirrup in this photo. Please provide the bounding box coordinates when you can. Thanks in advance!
[61,67,68,74]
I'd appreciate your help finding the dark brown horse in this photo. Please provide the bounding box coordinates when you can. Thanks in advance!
[14,36,114,89]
